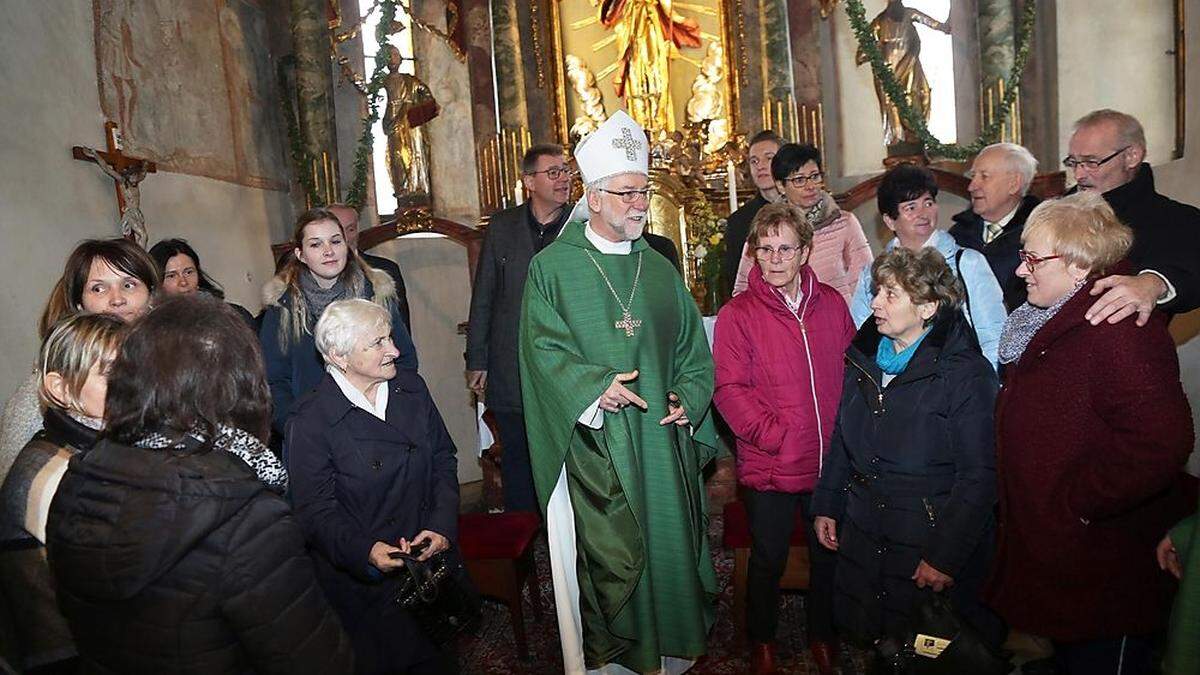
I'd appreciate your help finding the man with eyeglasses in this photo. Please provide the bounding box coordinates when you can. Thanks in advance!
[519,111,719,674]
[465,143,572,513]
[722,130,783,295]
[1066,109,1200,324]
[948,143,1042,312]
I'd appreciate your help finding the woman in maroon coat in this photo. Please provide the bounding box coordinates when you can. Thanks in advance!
[713,202,854,674]
[985,192,1194,675]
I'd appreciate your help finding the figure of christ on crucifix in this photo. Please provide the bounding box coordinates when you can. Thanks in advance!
[72,122,156,247]
[599,0,702,133]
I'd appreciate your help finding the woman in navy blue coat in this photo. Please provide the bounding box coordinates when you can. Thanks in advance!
[260,208,417,436]
[286,299,458,674]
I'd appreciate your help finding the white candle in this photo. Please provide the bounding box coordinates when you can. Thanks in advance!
[514,179,524,206]
[726,159,738,213]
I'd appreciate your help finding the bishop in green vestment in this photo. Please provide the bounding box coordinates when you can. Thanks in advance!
[519,111,719,674]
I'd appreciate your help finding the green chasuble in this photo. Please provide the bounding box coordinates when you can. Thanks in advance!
[519,221,719,672]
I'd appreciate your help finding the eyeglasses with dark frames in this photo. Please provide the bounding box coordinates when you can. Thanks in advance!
[1062,146,1129,171]
[779,172,823,188]
[1017,249,1062,270]
[597,188,652,204]
[525,166,574,180]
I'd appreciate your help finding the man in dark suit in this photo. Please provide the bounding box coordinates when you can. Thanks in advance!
[722,130,782,295]
[1065,109,1200,325]
[466,144,572,512]
[328,203,412,332]
[949,142,1040,312]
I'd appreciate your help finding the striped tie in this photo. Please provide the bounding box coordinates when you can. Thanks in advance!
[984,220,1004,244]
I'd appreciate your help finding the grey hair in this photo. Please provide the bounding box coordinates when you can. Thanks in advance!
[313,298,391,363]
[981,142,1038,195]
[1073,109,1147,151]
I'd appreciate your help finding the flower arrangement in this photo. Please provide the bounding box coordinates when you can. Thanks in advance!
[685,198,728,314]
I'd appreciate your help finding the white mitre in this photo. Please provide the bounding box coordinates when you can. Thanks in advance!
[574,110,649,185]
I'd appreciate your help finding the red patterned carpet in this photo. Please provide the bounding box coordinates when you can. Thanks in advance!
[456,515,871,674]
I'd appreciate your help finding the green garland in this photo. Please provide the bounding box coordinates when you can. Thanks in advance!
[845,0,1037,160]
[344,0,399,211]
[277,55,322,206]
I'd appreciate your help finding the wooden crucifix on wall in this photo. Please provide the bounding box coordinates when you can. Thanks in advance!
[72,121,157,246]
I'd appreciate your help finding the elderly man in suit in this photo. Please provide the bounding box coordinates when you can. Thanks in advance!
[465,144,572,512]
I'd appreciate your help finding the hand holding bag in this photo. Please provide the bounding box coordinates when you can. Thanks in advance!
[874,593,1010,675]
[390,549,482,645]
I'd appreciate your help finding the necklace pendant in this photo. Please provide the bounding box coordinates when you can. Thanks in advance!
[615,311,642,337]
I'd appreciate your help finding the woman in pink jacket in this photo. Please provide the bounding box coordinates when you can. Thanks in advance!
[714,202,855,675]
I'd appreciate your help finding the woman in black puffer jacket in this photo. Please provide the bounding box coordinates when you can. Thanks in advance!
[811,248,1002,650]
[46,295,353,674]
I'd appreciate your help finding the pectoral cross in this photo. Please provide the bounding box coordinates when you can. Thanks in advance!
[615,311,642,337]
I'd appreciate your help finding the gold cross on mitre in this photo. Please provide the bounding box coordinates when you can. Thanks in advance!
[611,127,642,161]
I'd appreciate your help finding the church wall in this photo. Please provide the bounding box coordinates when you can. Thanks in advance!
[828,0,890,176]
[0,4,287,400]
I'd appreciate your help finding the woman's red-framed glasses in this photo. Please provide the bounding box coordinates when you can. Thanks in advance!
[1017,249,1062,270]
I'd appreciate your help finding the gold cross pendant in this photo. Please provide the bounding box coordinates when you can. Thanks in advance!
[615,311,642,337]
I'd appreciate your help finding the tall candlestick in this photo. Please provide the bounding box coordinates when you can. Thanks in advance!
[726,159,738,213]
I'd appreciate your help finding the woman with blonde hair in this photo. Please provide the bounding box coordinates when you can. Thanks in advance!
[260,207,417,436]
[985,192,1193,674]
[0,313,127,673]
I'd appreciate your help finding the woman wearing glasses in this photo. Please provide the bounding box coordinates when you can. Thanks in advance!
[713,202,855,674]
[731,144,873,304]
[984,192,1193,675]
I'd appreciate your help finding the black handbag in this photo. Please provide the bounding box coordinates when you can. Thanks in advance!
[390,549,482,645]
[873,594,1011,675]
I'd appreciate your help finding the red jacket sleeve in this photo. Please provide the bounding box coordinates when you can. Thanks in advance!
[712,304,788,454]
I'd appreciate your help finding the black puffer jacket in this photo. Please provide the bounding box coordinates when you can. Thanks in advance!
[811,309,999,645]
[46,438,353,674]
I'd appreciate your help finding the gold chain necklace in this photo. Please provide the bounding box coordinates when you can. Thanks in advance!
[585,250,643,337]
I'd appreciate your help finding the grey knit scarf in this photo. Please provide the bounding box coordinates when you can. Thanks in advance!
[299,269,352,328]
[998,281,1086,365]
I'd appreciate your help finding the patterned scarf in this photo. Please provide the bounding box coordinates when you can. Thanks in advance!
[998,281,1086,365]
[136,424,288,492]
[804,191,843,232]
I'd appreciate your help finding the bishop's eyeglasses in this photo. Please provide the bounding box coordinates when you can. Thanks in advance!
[597,188,653,204]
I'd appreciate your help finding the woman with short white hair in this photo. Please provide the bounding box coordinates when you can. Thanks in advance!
[288,298,462,674]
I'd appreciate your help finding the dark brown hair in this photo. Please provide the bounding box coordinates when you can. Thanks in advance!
[105,294,272,444]
[522,144,565,174]
[870,247,962,310]
[39,238,160,339]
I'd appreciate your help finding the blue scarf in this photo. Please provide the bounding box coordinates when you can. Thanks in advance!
[875,329,931,375]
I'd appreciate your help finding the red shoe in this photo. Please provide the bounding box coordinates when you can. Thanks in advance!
[749,641,779,674]
[809,640,838,675]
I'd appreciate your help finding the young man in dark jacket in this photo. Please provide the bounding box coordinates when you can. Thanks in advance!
[722,130,783,295]
[466,144,572,512]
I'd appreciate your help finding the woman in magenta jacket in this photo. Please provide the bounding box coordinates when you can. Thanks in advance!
[713,202,855,674]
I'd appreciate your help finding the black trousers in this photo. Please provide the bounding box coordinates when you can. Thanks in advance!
[743,489,836,643]
[492,410,538,513]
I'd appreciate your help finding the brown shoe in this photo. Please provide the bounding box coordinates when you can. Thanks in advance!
[809,640,838,675]
[749,641,779,674]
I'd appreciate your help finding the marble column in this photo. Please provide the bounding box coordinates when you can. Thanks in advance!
[978,0,1015,84]
[490,0,530,130]
[289,0,338,201]
[734,0,765,135]
[759,0,794,103]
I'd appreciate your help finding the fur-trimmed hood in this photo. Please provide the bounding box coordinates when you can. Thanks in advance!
[261,265,397,308]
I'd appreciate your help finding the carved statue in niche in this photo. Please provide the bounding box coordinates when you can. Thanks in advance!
[598,0,702,132]
[566,54,608,142]
[855,0,950,149]
[684,42,729,154]
[380,43,439,205]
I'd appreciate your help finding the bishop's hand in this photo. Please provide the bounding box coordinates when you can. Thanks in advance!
[659,391,690,426]
[600,370,648,413]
